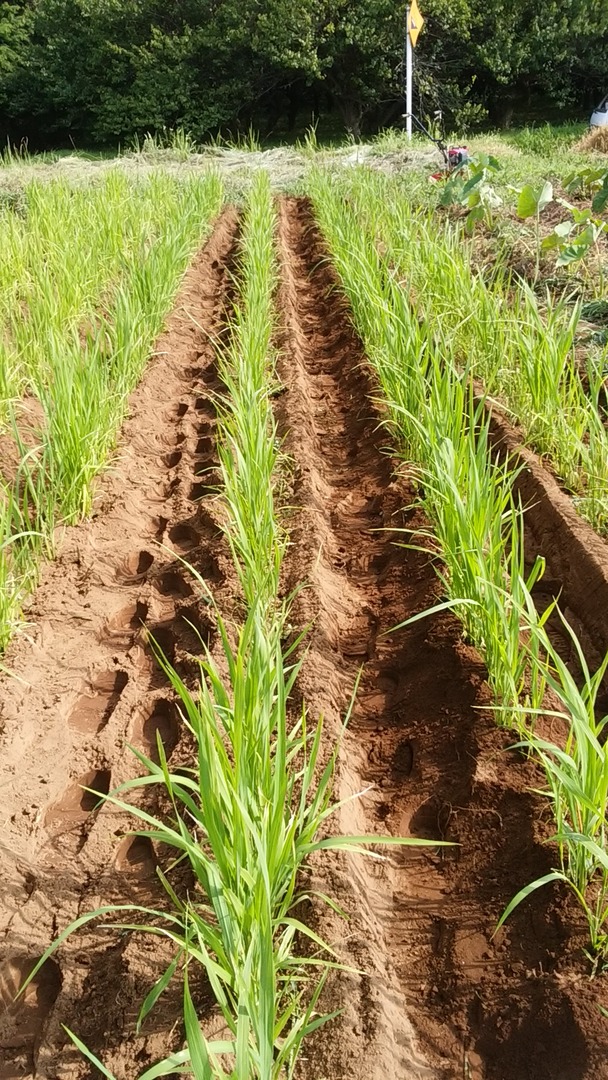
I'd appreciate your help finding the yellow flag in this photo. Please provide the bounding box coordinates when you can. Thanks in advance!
[408,0,424,47]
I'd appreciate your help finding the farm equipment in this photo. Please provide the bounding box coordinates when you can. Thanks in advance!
[403,110,469,179]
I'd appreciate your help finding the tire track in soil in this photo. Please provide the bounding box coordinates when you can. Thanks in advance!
[276,197,608,1080]
[0,208,240,1080]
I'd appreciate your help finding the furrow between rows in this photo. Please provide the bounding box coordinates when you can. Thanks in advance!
[275,196,602,1080]
[0,208,240,1078]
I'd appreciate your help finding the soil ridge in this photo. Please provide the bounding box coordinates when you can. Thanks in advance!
[0,207,240,1079]
[275,195,608,1080]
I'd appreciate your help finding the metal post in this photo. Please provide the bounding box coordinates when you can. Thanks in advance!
[406,5,413,140]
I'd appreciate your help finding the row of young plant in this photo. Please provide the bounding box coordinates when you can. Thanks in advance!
[326,167,608,537]
[0,171,223,650]
[23,173,425,1078]
[308,169,608,965]
[440,154,608,278]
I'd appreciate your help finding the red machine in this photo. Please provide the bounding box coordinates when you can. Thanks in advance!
[403,112,469,178]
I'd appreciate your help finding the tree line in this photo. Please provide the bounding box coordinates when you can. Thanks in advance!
[0,0,606,147]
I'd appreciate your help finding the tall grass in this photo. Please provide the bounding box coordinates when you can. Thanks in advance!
[308,168,608,963]
[23,171,440,1076]
[0,171,223,650]
[501,122,587,156]
[215,173,285,611]
[497,614,608,965]
[325,168,608,535]
[308,170,547,724]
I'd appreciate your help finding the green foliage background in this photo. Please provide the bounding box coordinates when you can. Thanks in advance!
[0,0,606,146]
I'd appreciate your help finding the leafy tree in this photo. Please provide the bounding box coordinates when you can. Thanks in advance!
[0,1,32,130]
[0,0,607,145]
[417,0,608,129]
[318,0,406,138]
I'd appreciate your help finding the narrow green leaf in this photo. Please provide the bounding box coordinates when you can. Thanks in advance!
[311,834,452,852]
[137,955,181,1034]
[494,872,567,934]
[63,1028,117,1079]
[183,971,213,1080]
[385,597,478,635]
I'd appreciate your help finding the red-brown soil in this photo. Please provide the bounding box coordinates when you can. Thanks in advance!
[0,207,239,1078]
[276,197,608,1080]
[482,398,608,709]
[481,399,608,591]
[0,197,607,1080]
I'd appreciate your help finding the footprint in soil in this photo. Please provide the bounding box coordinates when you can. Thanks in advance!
[189,481,216,502]
[168,512,222,553]
[154,517,169,542]
[0,954,62,1054]
[340,608,378,660]
[191,470,221,496]
[195,395,219,416]
[392,739,414,778]
[100,601,149,644]
[145,623,177,665]
[195,435,215,458]
[132,699,180,764]
[162,450,182,469]
[44,769,112,853]
[167,523,199,553]
[114,834,158,881]
[154,475,180,501]
[193,553,224,588]
[410,795,452,842]
[144,608,215,672]
[367,737,414,781]
[179,607,215,649]
[154,570,194,599]
[68,670,129,734]
[115,550,154,584]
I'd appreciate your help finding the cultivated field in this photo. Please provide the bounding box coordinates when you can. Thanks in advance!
[1,131,608,1080]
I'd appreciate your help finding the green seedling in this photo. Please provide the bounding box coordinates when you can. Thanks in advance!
[516,179,553,280]
[439,153,503,233]
[0,171,223,648]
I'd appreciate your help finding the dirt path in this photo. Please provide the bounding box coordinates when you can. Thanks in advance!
[1,196,608,1080]
[0,208,239,1079]
[276,197,608,1080]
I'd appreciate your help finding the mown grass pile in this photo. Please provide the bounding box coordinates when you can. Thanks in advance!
[0,171,223,649]
[308,167,608,965]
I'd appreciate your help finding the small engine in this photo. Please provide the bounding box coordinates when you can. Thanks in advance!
[447,146,469,169]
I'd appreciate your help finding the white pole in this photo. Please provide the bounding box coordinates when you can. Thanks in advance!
[406,6,413,140]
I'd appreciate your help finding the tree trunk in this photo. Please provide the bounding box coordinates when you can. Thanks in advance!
[336,95,363,139]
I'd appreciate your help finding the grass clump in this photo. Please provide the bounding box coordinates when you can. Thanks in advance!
[308,165,608,967]
[341,169,608,533]
[0,170,223,650]
[308,167,548,724]
[577,127,608,155]
[498,616,608,967]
